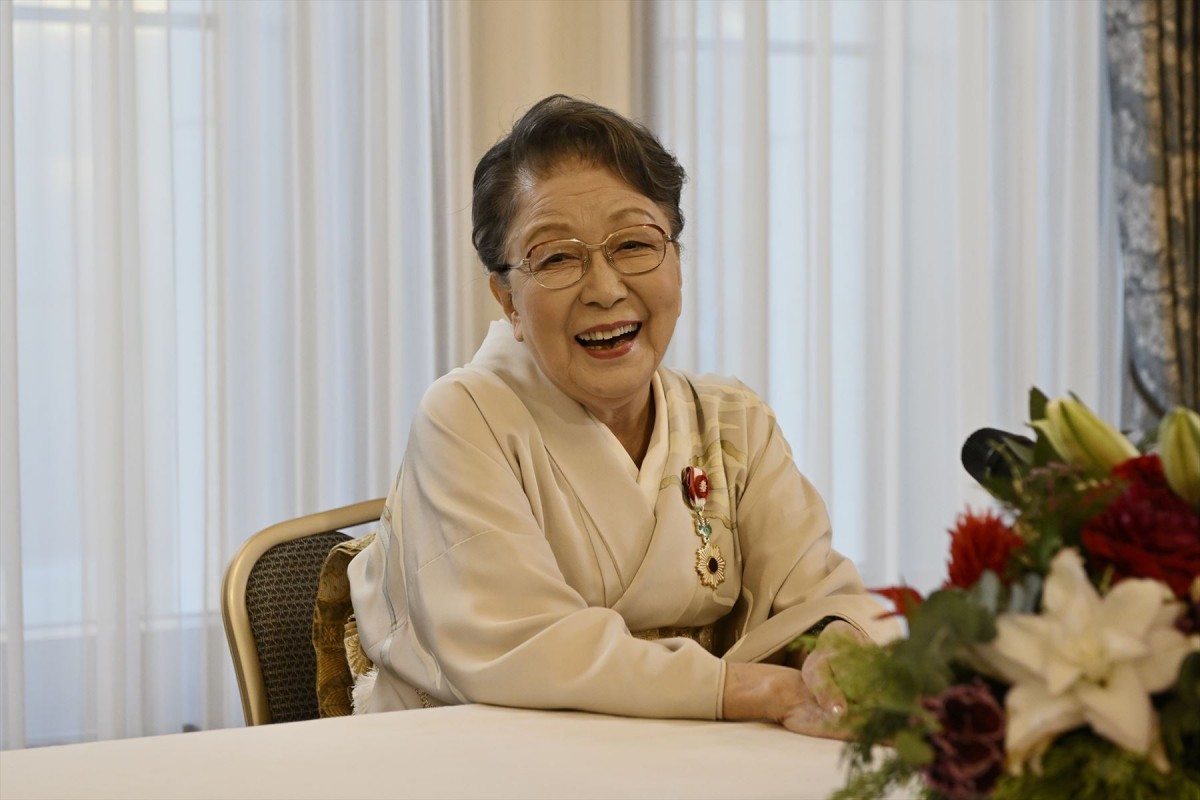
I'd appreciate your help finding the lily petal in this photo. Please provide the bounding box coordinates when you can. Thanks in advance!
[1098,627,1149,665]
[1100,579,1173,639]
[988,614,1058,679]
[1135,628,1193,692]
[1075,664,1155,754]
[1004,682,1086,774]
[1041,550,1098,618]
[1043,652,1083,696]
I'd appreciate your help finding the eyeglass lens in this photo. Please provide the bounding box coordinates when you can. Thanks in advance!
[528,226,667,289]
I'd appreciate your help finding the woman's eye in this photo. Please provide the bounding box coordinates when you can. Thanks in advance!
[537,253,581,269]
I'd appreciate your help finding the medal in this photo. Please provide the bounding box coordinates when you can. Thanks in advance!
[682,466,725,589]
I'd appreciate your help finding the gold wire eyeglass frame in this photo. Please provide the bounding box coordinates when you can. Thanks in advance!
[509,223,677,289]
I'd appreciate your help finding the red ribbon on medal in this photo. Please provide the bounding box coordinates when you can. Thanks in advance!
[682,466,709,509]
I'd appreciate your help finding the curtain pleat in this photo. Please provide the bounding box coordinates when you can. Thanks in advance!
[2,0,479,746]
[649,0,1120,589]
[868,0,908,583]
[0,0,26,754]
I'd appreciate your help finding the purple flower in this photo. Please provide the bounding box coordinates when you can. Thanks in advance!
[921,681,1006,800]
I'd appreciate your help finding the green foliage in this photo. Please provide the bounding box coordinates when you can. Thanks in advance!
[1002,571,1042,614]
[990,731,1200,800]
[976,436,1036,505]
[894,590,997,695]
[1029,387,1048,422]
[822,591,999,790]
[1160,653,1200,785]
[893,728,934,766]
[788,631,820,656]
[968,570,1003,614]
[833,640,922,721]
[828,754,920,800]
[963,568,1042,616]
[823,640,927,781]
[1007,463,1120,570]
[1022,522,1064,575]
[1028,387,1060,467]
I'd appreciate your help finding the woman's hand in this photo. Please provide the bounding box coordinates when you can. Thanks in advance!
[723,620,865,738]
[790,620,865,722]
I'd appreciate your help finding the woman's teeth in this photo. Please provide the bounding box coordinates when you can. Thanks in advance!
[576,323,640,348]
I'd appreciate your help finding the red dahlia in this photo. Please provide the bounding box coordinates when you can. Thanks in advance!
[944,510,1025,590]
[1081,454,1200,599]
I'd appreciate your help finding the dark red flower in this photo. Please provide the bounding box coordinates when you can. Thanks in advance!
[921,681,1006,800]
[1081,454,1200,599]
[1112,453,1165,486]
[871,585,924,620]
[944,510,1025,589]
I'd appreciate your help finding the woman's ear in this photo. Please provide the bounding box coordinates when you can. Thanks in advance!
[489,273,523,341]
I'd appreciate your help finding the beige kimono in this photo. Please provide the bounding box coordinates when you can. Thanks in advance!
[348,320,896,719]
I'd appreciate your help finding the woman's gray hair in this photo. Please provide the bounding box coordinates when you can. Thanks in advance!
[471,94,687,278]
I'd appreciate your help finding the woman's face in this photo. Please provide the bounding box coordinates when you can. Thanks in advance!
[491,162,683,419]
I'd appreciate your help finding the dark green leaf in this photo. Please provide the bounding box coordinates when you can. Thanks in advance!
[893,729,935,767]
[1159,652,1200,783]
[968,570,1002,614]
[1005,572,1042,613]
[1029,387,1049,421]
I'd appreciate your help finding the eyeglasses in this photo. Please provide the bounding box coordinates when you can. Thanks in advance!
[510,224,676,289]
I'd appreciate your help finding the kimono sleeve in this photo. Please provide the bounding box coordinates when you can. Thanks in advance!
[721,393,900,663]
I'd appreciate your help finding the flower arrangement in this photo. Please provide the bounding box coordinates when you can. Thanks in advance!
[818,390,1200,800]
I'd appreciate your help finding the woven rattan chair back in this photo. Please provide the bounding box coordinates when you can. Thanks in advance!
[221,498,385,726]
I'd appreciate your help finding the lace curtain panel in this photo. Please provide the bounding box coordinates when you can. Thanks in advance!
[2,0,1123,750]
[644,0,1121,589]
[1106,0,1200,430]
[0,0,643,750]
[0,0,469,748]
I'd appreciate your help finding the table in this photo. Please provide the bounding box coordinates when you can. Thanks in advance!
[0,704,875,799]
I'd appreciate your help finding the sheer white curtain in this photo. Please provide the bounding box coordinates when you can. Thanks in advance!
[0,0,478,748]
[2,0,649,752]
[2,0,1122,750]
[646,0,1121,590]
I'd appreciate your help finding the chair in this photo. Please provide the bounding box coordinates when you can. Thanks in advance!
[221,498,386,726]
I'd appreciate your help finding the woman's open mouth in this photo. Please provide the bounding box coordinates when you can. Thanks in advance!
[575,322,641,352]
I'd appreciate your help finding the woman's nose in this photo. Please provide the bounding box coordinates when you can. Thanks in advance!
[578,247,628,306]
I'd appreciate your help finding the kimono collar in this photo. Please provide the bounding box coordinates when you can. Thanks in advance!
[468,320,665,513]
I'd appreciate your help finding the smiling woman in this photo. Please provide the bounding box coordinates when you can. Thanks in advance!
[347,95,899,734]
[491,165,683,464]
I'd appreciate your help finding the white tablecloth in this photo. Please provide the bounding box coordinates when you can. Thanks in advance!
[0,705,872,799]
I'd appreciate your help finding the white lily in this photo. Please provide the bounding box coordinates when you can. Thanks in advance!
[975,549,1194,774]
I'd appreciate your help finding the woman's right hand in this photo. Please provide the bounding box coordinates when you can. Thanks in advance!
[721,661,851,739]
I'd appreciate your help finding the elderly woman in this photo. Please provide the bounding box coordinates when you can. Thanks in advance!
[349,95,897,735]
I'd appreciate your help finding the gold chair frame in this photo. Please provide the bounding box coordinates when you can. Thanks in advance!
[221,498,386,725]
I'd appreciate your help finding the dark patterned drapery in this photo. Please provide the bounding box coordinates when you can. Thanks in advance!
[1106,0,1199,431]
